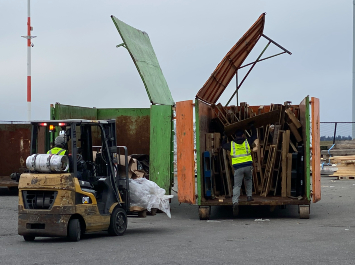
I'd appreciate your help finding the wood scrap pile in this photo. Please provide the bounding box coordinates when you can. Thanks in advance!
[329,156,355,179]
[207,101,306,198]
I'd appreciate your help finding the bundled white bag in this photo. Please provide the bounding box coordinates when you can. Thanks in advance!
[129,178,173,218]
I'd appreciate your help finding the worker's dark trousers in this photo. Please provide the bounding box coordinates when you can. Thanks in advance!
[232,165,253,204]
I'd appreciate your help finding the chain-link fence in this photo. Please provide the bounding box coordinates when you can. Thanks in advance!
[320,122,354,147]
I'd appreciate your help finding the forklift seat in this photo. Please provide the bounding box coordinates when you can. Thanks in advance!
[79,180,97,197]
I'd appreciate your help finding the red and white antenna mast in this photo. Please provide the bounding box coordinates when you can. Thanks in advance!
[21,0,36,121]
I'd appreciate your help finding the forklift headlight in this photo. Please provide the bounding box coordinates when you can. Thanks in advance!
[82,197,90,204]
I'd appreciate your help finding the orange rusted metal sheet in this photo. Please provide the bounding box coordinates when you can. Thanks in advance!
[176,100,195,204]
[311,97,321,203]
[196,13,265,104]
[0,123,31,177]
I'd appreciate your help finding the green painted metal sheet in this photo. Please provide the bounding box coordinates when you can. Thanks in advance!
[51,103,98,139]
[111,16,174,106]
[52,103,97,120]
[170,114,175,190]
[195,99,202,205]
[149,105,172,194]
[299,97,311,201]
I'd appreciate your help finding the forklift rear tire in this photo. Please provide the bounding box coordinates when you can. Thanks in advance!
[67,218,81,242]
[108,207,127,236]
[23,235,35,242]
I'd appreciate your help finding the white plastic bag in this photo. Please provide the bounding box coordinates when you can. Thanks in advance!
[129,178,173,218]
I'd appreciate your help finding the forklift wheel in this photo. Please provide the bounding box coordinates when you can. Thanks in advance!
[108,207,127,236]
[67,218,81,242]
[23,235,35,242]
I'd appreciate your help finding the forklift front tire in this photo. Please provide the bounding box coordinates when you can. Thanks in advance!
[23,235,35,242]
[67,218,81,242]
[108,207,127,236]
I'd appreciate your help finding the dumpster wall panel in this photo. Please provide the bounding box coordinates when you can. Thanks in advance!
[111,16,174,106]
[52,104,97,120]
[299,97,311,200]
[196,100,214,205]
[311,97,321,203]
[0,124,31,176]
[97,108,150,155]
[176,100,195,204]
[150,105,172,194]
[52,104,100,146]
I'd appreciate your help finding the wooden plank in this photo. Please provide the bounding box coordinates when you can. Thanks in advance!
[286,153,292,197]
[176,100,196,204]
[289,141,298,153]
[272,125,281,145]
[281,130,290,197]
[285,108,302,129]
[224,110,280,136]
[218,150,227,196]
[311,97,321,203]
[258,105,265,115]
[206,133,221,154]
[261,145,277,197]
[223,149,233,197]
[288,122,302,142]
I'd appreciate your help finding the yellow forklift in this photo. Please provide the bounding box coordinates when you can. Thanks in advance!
[18,120,130,241]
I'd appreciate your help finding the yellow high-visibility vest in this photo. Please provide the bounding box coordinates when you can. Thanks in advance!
[230,140,252,165]
[47,147,66,155]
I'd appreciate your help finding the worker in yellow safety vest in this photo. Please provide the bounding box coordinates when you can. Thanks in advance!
[47,135,67,155]
[222,126,257,215]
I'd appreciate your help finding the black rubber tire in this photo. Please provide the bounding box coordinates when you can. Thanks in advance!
[108,207,127,236]
[67,218,81,242]
[23,235,35,242]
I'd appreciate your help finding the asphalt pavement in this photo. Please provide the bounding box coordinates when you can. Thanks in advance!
[0,176,354,265]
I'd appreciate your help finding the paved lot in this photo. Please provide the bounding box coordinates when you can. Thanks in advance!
[0,176,354,265]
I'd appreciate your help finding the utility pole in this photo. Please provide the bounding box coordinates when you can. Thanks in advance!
[21,0,36,121]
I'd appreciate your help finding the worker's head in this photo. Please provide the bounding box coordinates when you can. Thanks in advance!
[54,135,66,148]
[235,129,244,138]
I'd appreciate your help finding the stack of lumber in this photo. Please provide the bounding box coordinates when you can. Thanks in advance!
[209,101,305,198]
[321,141,355,159]
[329,156,355,179]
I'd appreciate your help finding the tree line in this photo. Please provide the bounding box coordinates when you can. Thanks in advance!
[320,135,352,141]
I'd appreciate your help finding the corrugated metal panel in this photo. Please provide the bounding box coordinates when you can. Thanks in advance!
[149,105,172,194]
[196,13,265,104]
[111,16,174,106]
[98,108,150,155]
[0,124,31,176]
[176,100,195,204]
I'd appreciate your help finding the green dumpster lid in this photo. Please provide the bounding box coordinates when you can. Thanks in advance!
[111,16,174,106]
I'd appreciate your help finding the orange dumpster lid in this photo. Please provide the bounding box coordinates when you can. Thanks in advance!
[196,13,265,105]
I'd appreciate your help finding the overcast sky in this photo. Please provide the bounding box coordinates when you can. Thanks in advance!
[0,1,352,122]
